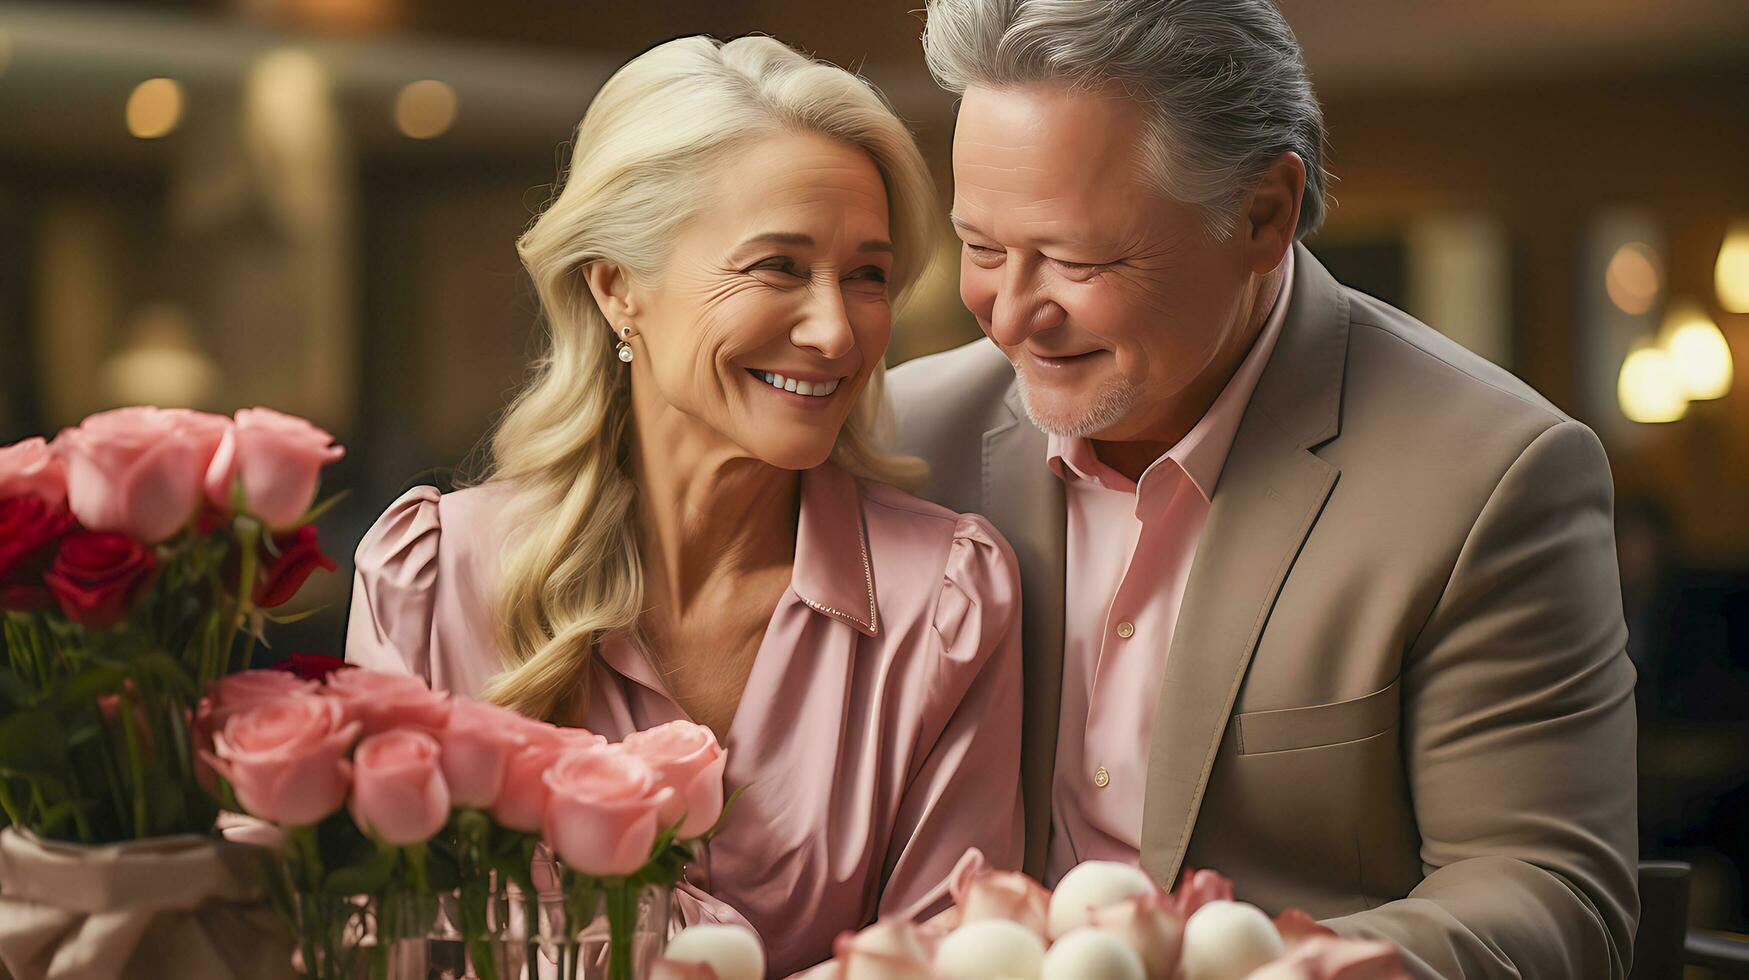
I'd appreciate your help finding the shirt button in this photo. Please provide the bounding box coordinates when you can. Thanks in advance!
[1116,621,1135,639]
[1094,766,1111,788]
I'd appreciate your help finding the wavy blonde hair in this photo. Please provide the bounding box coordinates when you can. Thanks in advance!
[475,35,937,720]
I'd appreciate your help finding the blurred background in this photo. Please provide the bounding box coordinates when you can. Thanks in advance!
[2,0,1746,958]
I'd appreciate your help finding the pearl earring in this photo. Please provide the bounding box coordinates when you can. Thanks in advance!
[616,327,634,363]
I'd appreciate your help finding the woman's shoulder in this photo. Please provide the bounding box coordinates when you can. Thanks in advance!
[354,481,515,579]
[858,481,1019,649]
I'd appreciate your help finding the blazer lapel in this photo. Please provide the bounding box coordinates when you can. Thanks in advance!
[982,390,1066,879]
[1138,244,1350,888]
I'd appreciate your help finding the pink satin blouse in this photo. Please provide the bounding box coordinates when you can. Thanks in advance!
[345,463,1024,975]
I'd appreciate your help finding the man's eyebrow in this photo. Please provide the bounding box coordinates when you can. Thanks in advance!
[948,214,983,236]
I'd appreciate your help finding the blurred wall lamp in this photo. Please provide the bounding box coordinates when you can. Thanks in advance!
[1616,222,1744,423]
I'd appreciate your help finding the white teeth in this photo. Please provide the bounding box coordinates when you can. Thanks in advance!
[752,371,841,397]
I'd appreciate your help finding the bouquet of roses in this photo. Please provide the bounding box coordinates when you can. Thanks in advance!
[0,406,344,844]
[203,663,730,980]
[806,853,1406,980]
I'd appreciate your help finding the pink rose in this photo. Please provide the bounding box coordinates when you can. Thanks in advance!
[54,407,230,543]
[1088,891,1185,980]
[322,668,451,735]
[542,745,674,877]
[438,700,538,810]
[622,720,726,838]
[0,437,67,506]
[349,728,451,845]
[1167,867,1235,922]
[832,920,935,980]
[947,848,1051,940]
[204,408,344,529]
[206,669,320,730]
[490,720,605,833]
[1244,937,1408,980]
[205,695,360,826]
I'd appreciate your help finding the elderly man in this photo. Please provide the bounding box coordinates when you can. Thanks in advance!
[889,1,1639,977]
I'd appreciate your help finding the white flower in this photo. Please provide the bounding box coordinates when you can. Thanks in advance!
[935,919,1046,979]
[1040,928,1146,980]
[1179,901,1284,980]
[663,924,765,980]
[1047,861,1156,938]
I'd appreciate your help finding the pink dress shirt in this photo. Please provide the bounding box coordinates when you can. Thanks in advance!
[1045,250,1295,884]
[346,463,1024,976]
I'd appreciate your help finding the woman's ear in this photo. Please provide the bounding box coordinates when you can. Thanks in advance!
[580,260,640,327]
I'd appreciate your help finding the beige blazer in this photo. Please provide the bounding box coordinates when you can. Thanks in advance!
[886,244,1639,979]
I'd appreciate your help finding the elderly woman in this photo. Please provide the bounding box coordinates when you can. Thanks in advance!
[345,35,1023,974]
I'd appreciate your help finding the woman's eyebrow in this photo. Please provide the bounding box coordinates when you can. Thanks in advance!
[739,232,892,254]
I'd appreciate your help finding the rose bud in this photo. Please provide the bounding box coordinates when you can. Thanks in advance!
[1041,928,1145,980]
[206,669,320,731]
[349,728,451,845]
[203,407,343,530]
[1179,901,1284,980]
[0,436,68,506]
[542,745,674,877]
[622,720,727,838]
[205,695,360,826]
[1047,861,1157,939]
[250,525,337,608]
[44,532,157,628]
[662,924,766,980]
[55,407,229,543]
[935,918,1046,980]
[323,668,451,735]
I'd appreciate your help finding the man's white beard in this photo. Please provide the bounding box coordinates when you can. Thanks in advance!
[1012,364,1141,439]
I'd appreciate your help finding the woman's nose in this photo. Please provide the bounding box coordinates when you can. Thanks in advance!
[789,287,857,360]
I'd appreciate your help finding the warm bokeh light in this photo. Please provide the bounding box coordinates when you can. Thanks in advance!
[394,79,457,139]
[1605,241,1661,315]
[1618,345,1688,423]
[1717,219,1749,313]
[1662,303,1734,401]
[126,77,184,139]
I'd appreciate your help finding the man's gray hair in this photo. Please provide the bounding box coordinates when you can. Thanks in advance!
[923,0,1330,240]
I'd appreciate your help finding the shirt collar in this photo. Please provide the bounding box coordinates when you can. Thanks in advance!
[1047,248,1295,502]
[790,462,879,637]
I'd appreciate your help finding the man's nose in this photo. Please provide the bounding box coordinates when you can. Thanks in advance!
[789,286,857,360]
[988,265,1066,347]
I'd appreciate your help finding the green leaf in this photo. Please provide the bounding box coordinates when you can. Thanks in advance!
[0,667,33,711]
[0,709,69,777]
[56,664,130,707]
[292,490,351,529]
[260,605,327,626]
[129,651,199,701]
[323,845,397,896]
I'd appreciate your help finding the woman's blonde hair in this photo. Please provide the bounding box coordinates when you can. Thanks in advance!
[475,35,937,720]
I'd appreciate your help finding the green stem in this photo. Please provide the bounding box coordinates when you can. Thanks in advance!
[115,694,149,838]
[0,779,25,827]
[607,880,633,980]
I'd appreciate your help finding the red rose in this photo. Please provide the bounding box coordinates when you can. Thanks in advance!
[0,496,77,612]
[270,652,351,682]
[45,532,157,628]
[252,525,337,608]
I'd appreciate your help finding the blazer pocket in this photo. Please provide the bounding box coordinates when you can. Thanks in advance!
[1234,679,1400,755]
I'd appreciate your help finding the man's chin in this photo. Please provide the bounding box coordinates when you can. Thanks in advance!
[1013,371,1139,439]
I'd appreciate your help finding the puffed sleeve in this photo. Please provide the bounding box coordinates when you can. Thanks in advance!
[877,514,1026,918]
[346,485,443,681]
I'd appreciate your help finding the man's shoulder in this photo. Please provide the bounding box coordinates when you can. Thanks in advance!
[887,338,1017,423]
[1337,288,1573,457]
